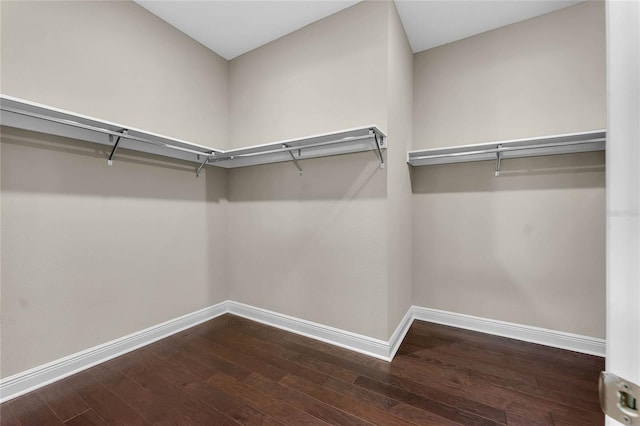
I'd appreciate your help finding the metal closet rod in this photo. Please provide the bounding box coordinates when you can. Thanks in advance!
[209,133,378,161]
[410,138,605,161]
[1,106,216,158]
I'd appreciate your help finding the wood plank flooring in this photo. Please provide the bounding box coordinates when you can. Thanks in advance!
[0,315,605,425]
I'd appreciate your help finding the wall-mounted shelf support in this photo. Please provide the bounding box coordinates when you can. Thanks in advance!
[195,155,212,178]
[374,133,385,169]
[107,129,128,166]
[1,95,219,170]
[407,130,606,173]
[209,126,387,170]
[284,144,303,176]
[1,95,387,176]
[495,144,502,176]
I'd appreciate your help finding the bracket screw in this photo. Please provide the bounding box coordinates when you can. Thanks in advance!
[623,415,631,424]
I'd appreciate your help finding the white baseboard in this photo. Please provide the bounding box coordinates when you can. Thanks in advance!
[412,306,606,357]
[0,301,229,403]
[0,300,407,403]
[0,302,605,403]
[227,301,395,361]
[388,308,416,360]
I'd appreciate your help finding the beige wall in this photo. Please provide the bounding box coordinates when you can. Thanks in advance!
[227,1,391,339]
[227,155,388,338]
[0,1,228,147]
[228,0,389,148]
[0,0,608,380]
[412,2,606,338]
[0,1,229,377]
[413,1,606,149]
[386,3,413,335]
[412,154,605,337]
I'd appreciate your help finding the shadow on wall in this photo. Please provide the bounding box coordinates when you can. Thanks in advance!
[411,151,605,194]
[228,150,387,202]
[0,126,227,202]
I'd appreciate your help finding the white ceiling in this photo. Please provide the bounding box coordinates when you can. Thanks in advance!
[135,1,359,60]
[395,0,582,53]
[135,0,582,60]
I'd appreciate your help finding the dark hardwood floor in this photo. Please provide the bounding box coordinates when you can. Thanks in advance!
[0,314,605,425]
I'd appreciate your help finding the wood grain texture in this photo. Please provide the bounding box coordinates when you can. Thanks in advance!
[0,315,605,425]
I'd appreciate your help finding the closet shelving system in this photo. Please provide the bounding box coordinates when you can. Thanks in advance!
[0,95,387,176]
[407,130,606,175]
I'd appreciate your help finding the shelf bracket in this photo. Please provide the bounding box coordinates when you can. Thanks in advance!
[195,155,211,178]
[283,144,303,176]
[495,144,503,177]
[374,133,385,169]
[107,129,128,166]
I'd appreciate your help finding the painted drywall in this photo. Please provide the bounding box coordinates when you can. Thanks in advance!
[227,1,391,339]
[412,2,606,338]
[412,155,605,337]
[0,1,228,148]
[0,0,609,381]
[413,1,606,149]
[228,0,388,148]
[386,3,414,336]
[0,1,229,377]
[227,155,388,339]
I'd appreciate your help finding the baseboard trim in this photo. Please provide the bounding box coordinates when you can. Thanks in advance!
[0,301,404,403]
[388,308,415,360]
[0,302,605,403]
[412,306,606,357]
[227,301,394,361]
[0,301,229,403]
